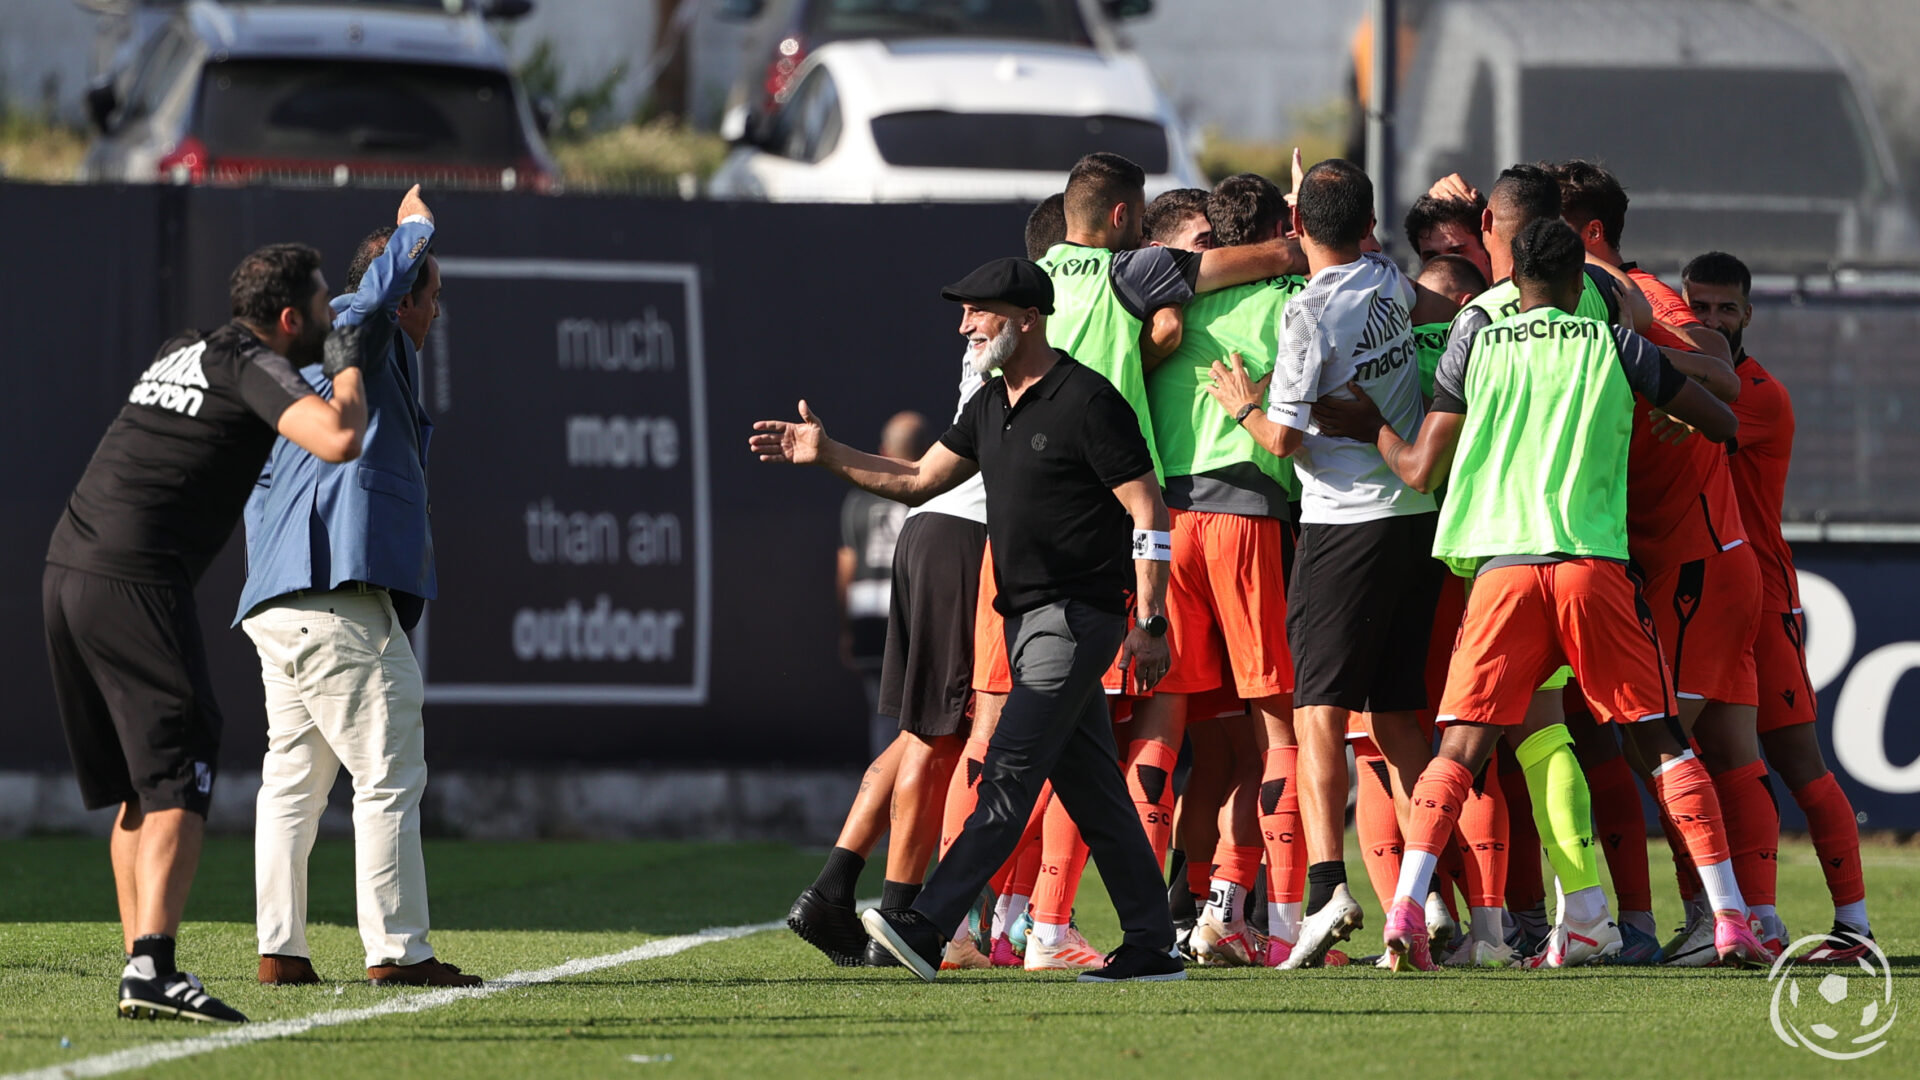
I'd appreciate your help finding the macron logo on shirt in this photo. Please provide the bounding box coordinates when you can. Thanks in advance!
[128,340,209,417]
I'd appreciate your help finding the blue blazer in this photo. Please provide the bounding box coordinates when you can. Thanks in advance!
[237,219,437,629]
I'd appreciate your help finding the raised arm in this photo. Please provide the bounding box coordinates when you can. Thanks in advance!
[1195,235,1307,292]
[749,400,977,505]
[1111,470,1171,692]
[333,185,435,329]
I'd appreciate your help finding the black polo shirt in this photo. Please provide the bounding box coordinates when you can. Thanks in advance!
[940,351,1154,616]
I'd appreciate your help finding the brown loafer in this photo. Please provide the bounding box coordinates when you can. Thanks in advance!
[366,957,481,987]
[259,954,322,985]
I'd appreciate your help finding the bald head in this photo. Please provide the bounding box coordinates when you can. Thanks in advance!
[880,411,928,460]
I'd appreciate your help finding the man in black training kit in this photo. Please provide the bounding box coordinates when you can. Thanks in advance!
[751,258,1184,983]
[45,242,374,1023]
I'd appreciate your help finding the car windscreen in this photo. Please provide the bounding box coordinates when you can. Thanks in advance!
[1520,68,1877,198]
[811,0,1093,45]
[196,60,526,164]
[869,112,1168,172]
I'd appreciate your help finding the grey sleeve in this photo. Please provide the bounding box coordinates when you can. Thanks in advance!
[1431,307,1491,414]
[1109,247,1200,320]
[1612,327,1688,405]
[1584,265,1622,325]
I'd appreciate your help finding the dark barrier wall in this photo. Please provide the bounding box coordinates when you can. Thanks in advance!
[2,183,1916,825]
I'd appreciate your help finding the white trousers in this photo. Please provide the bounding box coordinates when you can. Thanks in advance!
[244,589,434,968]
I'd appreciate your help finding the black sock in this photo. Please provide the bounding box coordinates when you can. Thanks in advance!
[880,879,922,913]
[132,933,177,977]
[1305,861,1347,916]
[812,846,864,908]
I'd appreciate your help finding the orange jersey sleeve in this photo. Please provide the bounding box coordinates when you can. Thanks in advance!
[1728,354,1800,612]
[1621,267,1747,576]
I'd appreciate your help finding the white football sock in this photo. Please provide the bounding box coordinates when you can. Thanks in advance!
[1836,900,1870,934]
[1269,901,1302,945]
[1696,858,1745,916]
[1751,903,1779,927]
[1033,920,1069,948]
[1470,906,1506,947]
[1392,850,1439,906]
[1562,884,1608,926]
[993,894,1029,940]
[1204,880,1245,926]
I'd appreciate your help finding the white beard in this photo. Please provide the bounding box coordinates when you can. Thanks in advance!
[968,321,1020,376]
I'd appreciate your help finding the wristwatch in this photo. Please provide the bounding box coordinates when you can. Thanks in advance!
[1135,613,1169,638]
[1234,402,1260,425]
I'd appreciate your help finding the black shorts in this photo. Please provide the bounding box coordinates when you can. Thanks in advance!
[1287,513,1444,712]
[879,512,987,738]
[42,564,222,816]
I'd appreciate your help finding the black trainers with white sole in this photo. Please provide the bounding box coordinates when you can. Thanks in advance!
[860,907,944,982]
[119,969,247,1023]
[1077,943,1188,983]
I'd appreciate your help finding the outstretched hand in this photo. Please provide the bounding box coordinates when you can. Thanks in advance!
[1204,352,1271,417]
[748,400,827,464]
[1311,381,1386,441]
[397,184,433,225]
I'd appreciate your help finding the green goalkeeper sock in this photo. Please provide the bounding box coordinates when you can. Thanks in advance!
[1514,723,1601,897]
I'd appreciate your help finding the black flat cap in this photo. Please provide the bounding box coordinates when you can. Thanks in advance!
[941,257,1054,315]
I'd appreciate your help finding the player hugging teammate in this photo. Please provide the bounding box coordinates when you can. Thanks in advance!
[760,152,1873,982]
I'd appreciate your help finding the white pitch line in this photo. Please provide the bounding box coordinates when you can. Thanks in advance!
[7,913,808,1080]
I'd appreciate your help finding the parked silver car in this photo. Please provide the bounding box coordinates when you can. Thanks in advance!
[81,0,556,191]
[1394,0,1920,269]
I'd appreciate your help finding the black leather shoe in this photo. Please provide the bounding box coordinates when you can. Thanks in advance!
[1077,943,1188,983]
[787,888,867,968]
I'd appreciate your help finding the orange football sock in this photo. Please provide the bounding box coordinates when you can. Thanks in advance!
[940,737,992,860]
[1209,842,1263,892]
[1125,739,1179,870]
[1437,840,1465,920]
[1657,807,1703,902]
[1498,754,1545,913]
[1030,793,1088,925]
[1650,756,1732,869]
[1406,758,1476,857]
[1258,746,1305,904]
[1185,858,1211,902]
[1712,760,1780,907]
[1355,751,1403,912]
[1455,755,1509,909]
[1585,754,1652,913]
[1792,772,1866,907]
[989,782,1050,895]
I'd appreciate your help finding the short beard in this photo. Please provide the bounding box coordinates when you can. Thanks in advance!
[286,320,328,369]
[969,320,1020,376]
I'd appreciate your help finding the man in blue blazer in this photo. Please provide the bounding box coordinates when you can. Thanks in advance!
[238,186,477,988]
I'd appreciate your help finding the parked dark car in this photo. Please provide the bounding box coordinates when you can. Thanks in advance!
[82,0,556,191]
[715,0,1153,140]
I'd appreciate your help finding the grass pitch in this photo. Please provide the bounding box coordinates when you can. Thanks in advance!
[1,834,1914,1079]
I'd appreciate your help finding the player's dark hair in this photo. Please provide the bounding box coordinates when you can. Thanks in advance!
[1295,158,1374,247]
[1417,252,1488,298]
[230,242,324,324]
[1489,163,1562,227]
[1143,187,1209,245]
[344,226,437,299]
[1552,159,1629,250]
[1682,250,1752,298]
[1024,193,1067,260]
[1402,192,1486,253]
[1063,152,1146,232]
[1510,218,1585,291]
[1207,173,1287,248]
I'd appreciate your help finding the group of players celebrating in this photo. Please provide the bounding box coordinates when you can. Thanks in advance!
[779,150,1875,977]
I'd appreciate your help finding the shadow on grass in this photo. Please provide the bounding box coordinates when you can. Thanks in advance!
[0,837,828,934]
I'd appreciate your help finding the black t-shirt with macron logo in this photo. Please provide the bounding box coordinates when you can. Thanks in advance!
[47,321,315,586]
[939,351,1154,617]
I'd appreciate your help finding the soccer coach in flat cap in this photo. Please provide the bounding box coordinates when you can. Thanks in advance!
[750,257,1183,984]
